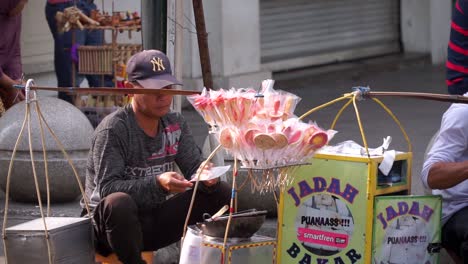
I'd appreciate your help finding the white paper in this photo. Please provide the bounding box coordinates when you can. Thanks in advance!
[379,150,396,176]
[190,165,231,182]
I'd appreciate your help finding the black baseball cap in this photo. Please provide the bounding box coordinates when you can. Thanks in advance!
[126,49,182,89]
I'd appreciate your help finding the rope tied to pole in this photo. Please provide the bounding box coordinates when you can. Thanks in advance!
[2,79,92,264]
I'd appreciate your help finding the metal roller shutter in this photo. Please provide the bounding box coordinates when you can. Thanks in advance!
[260,0,401,72]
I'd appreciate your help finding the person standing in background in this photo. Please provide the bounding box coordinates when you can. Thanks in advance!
[446,0,468,95]
[422,1,468,263]
[0,0,27,111]
[45,0,112,104]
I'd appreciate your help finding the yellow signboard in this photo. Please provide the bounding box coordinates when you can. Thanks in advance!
[279,157,368,263]
[278,152,412,263]
[372,195,441,264]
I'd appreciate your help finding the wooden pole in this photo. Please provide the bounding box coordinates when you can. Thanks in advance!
[25,85,201,96]
[364,91,468,104]
[192,0,213,90]
[174,0,184,113]
[72,31,76,88]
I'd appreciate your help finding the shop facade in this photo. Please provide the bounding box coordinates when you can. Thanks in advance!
[260,0,401,72]
[20,0,450,89]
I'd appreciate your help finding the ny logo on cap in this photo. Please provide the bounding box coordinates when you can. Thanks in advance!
[150,57,166,72]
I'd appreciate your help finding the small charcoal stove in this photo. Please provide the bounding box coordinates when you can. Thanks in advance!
[188,209,277,264]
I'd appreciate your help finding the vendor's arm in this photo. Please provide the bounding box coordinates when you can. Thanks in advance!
[93,128,170,209]
[174,113,220,190]
[8,0,27,17]
[422,105,468,189]
[0,69,24,108]
[427,161,468,189]
[157,171,193,193]
[0,69,17,90]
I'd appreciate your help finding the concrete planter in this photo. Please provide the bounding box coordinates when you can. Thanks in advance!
[0,97,94,203]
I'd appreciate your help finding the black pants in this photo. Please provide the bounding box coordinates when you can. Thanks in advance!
[442,206,468,263]
[91,181,231,264]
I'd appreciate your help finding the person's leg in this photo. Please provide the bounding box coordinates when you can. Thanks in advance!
[45,2,82,103]
[140,181,231,250]
[442,206,468,262]
[58,26,89,104]
[44,2,61,82]
[93,192,146,264]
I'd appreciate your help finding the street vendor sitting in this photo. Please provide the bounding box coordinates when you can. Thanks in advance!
[81,49,230,264]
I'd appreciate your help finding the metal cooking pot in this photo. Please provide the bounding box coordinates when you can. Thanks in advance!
[197,209,267,238]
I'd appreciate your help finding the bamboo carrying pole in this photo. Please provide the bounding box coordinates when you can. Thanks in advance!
[363,91,468,104]
[18,85,201,96]
[12,85,468,103]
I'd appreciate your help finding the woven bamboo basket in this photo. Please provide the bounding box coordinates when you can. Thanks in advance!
[74,94,130,127]
[78,44,142,75]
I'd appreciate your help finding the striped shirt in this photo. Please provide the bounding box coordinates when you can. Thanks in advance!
[447,0,468,95]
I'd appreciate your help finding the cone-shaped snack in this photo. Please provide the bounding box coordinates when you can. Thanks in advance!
[193,96,213,124]
[269,99,284,121]
[306,131,329,149]
[302,126,317,142]
[226,97,240,124]
[254,96,267,119]
[238,96,254,124]
[254,133,276,150]
[244,128,260,147]
[283,126,303,145]
[271,132,288,149]
[267,123,277,133]
[219,127,237,149]
[283,95,295,115]
[212,93,228,125]
[282,94,300,119]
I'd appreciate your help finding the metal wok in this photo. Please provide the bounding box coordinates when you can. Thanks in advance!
[197,209,267,238]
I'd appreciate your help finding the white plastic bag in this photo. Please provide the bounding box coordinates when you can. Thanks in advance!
[179,226,202,264]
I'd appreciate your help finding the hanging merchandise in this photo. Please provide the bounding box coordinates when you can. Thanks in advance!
[55,6,99,33]
[67,2,143,126]
[188,80,336,192]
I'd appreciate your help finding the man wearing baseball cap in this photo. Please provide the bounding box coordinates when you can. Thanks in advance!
[82,49,230,263]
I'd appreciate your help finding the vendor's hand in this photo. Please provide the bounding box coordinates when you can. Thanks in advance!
[9,0,28,17]
[0,85,24,110]
[202,178,219,187]
[196,162,218,187]
[198,161,214,172]
[7,82,25,103]
[156,172,193,193]
[12,80,25,102]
